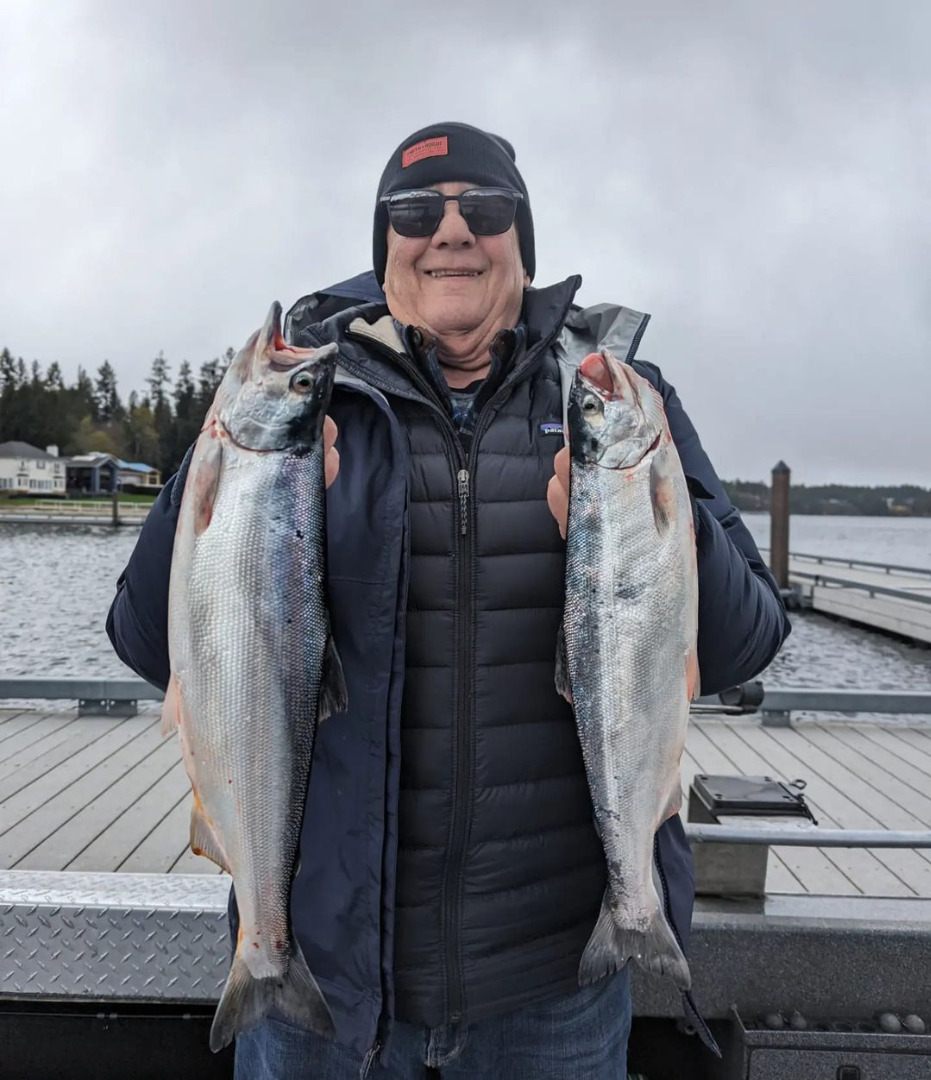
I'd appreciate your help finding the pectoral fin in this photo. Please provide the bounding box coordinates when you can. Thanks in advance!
[189,433,224,537]
[318,634,348,721]
[190,796,231,873]
[160,673,181,737]
[686,649,701,702]
[555,624,572,704]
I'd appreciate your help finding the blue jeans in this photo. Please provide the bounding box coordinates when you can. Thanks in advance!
[234,969,632,1079]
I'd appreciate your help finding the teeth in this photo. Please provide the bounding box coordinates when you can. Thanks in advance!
[427,270,480,277]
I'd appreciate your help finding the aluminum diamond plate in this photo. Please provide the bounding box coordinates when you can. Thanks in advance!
[0,871,231,1001]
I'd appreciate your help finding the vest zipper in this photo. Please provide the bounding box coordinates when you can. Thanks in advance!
[328,324,569,1030]
[457,470,470,535]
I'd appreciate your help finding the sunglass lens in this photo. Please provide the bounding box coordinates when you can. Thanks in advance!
[387,193,443,237]
[459,192,517,235]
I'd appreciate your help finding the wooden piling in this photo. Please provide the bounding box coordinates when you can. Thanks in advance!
[111,488,120,528]
[770,461,790,589]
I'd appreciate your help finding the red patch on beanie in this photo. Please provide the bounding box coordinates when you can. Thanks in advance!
[402,136,449,168]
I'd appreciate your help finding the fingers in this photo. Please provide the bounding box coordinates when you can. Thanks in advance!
[323,415,338,452]
[547,446,571,541]
[323,416,339,489]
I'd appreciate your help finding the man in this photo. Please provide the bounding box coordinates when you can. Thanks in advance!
[107,122,790,1079]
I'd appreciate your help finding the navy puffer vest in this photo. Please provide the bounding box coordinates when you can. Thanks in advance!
[389,346,605,1025]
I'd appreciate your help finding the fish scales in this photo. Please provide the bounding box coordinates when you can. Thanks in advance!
[179,449,326,968]
[164,302,345,1050]
[559,349,696,992]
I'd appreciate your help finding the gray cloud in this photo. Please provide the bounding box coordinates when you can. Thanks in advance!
[1,0,929,484]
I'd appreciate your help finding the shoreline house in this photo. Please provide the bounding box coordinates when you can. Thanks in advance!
[0,442,67,494]
[66,452,162,495]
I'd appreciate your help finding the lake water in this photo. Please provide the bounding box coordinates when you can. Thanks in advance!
[744,513,931,570]
[1,516,930,692]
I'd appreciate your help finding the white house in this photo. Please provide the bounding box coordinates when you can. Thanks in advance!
[0,441,67,494]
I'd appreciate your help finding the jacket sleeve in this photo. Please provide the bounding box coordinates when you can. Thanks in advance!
[106,463,187,693]
[636,361,791,695]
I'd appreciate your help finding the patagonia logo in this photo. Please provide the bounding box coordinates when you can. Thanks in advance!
[539,422,564,437]
[402,136,448,167]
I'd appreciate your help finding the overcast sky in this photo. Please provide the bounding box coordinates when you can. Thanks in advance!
[2,1,929,485]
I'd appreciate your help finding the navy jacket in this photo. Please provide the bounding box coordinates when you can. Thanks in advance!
[107,272,789,1067]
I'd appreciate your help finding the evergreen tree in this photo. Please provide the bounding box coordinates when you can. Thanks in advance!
[147,351,171,407]
[95,360,123,421]
[45,362,65,391]
[0,348,16,389]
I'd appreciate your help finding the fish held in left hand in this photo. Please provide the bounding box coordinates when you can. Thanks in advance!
[558,349,698,993]
[163,301,346,1051]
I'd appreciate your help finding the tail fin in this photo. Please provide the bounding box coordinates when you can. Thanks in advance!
[209,936,334,1052]
[578,891,690,991]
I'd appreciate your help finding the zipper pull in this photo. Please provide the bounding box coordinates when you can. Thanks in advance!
[457,469,470,535]
[360,1040,382,1079]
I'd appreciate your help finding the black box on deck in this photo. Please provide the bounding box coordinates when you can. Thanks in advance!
[687,775,815,897]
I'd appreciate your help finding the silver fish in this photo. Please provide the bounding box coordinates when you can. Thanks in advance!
[557,349,697,991]
[162,302,346,1050]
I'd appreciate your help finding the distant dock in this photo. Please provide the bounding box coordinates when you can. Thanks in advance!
[784,551,931,645]
[0,499,150,526]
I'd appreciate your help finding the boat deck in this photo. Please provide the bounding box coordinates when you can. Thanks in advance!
[3,704,931,896]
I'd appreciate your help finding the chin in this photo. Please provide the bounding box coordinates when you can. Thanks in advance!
[424,302,483,333]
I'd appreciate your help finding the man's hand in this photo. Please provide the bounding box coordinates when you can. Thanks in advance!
[546,445,570,540]
[324,416,340,489]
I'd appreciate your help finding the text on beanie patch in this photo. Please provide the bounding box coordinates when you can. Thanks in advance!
[402,137,449,167]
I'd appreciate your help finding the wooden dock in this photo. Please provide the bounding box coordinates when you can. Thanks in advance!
[3,703,931,897]
[784,552,931,645]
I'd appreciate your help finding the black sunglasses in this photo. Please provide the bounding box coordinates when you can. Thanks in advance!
[380,187,523,238]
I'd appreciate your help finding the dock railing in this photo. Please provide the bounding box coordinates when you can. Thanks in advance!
[788,550,931,579]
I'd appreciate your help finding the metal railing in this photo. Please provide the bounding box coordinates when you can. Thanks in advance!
[686,824,931,847]
[759,547,931,579]
[790,568,931,606]
[3,677,931,725]
[790,550,931,579]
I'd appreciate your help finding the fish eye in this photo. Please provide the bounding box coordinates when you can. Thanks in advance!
[582,396,601,415]
[290,370,315,392]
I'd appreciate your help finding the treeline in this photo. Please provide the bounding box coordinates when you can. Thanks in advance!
[723,479,931,516]
[0,346,235,478]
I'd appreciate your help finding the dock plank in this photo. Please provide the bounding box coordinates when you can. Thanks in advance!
[692,721,866,895]
[883,725,931,758]
[0,720,166,867]
[0,717,154,820]
[65,759,194,872]
[0,712,75,766]
[119,790,192,873]
[0,715,125,791]
[16,737,182,871]
[729,721,931,896]
[806,723,931,821]
[0,712,47,750]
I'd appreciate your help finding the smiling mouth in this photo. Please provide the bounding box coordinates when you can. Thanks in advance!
[424,269,483,278]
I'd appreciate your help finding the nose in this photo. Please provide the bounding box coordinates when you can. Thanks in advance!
[431,198,475,249]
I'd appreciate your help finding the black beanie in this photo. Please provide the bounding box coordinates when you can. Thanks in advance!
[373,121,535,286]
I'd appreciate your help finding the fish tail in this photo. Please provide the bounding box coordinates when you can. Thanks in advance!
[209,936,334,1052]
[579,891,691,992]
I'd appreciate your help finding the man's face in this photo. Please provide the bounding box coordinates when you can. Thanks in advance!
[383,181,528,337]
